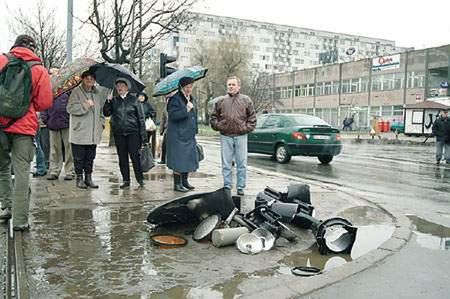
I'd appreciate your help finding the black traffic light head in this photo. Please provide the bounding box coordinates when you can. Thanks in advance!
[160,53,177,78]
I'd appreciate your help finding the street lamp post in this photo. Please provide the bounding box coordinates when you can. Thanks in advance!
[66,0,73,63]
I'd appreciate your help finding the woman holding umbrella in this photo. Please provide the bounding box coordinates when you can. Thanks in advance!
[67,70,109,189]
[103,78,147,188]
[166,77,199,192]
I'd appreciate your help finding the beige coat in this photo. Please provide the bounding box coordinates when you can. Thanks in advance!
[67,85,108,145]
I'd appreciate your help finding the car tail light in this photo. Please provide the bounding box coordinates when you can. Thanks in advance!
[292,132,307,140]
[335,134,342,141]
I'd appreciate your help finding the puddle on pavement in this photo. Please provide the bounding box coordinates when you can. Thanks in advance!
[408,215,450,251]
[338,206,393,225]
[23,204,395,298]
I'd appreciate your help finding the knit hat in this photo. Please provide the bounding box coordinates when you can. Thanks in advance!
[115,77,131,88]
[179,77,194,87]
[11,34,36,51]
[137,91,149,101]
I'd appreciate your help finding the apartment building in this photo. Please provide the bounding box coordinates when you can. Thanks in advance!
[158,12,411,73]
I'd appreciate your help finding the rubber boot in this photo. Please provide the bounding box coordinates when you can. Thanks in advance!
[181,172,195,190]
[76,174,87,189]
[174,173,188,192]
[84,173,99,188]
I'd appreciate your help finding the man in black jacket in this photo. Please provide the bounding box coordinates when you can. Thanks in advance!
[432,109,450,165]
[103,78,147,188]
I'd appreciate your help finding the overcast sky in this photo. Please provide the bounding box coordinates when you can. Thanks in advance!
[1,0,449,53]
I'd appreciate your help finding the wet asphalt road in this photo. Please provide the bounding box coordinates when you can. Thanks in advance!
[247,143,450,225]
[243,142,450,298]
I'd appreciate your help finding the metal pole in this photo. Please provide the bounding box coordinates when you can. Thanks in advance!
[139,0,143,77]
[66,0,73,63]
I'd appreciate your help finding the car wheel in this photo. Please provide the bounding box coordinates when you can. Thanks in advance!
[318,155,333,164]
[276,144,291,163]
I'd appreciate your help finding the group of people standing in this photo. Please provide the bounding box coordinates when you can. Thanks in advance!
[0,34,257,232]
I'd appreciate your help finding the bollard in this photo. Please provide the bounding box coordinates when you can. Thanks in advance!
[212,227,249,248]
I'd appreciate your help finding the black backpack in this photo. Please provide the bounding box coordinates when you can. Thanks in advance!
[0,53,41,128]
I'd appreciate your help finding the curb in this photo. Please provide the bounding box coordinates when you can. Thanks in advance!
[343,138,434,146]
[243,166,412,297]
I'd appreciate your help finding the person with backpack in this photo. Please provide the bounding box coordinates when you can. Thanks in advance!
[0,34,53,231]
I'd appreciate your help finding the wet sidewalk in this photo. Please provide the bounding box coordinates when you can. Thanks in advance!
[340,130,435,145]
[23,143,410,298]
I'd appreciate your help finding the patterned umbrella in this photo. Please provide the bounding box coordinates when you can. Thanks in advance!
[153,66,208,96]
[90,62,146,93]
[51,58,100,98]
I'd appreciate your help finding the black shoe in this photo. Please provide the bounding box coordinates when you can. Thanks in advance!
[76,174,88,189]
[47,174,58,180]
[84,174,99,188]
[0,208,12,222]
[181,173,195,190]
[120,181,130,189]
[173,174,188,192]
[13,223,30,231]
[237,189,245,196]
[138,180,145,188]
[174,184,189,192]
[64,174,73,181]
[33,171,47,177]
[437,160,441,165]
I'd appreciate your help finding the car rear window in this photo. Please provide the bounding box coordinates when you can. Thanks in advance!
[291,115,330,126]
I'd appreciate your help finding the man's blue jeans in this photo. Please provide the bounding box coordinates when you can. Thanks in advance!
[436,140,450,162]
[35,128,47,175]
[220,134,248,190]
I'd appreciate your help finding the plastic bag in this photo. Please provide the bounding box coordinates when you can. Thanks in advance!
[140,144,155,172]
[145,118,156,131]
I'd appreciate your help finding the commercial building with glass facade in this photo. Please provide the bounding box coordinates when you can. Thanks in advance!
[272,44,450,129]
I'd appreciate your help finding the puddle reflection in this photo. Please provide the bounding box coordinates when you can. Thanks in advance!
[24,205,396,297]
[408,215,450,251]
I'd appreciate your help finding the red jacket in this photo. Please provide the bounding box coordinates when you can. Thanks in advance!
[0,47,52,136]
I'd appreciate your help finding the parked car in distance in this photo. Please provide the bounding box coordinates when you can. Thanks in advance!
[390,121,405,134]
[248,113,342,164]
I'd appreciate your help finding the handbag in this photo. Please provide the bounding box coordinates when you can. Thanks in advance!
[197,144,204,162]
[145,118,156,131]
[140,144,155,172]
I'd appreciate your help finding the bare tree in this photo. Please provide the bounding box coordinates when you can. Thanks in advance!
[247,72,276,112]
[86,0,196,72]
[7,0,66,68]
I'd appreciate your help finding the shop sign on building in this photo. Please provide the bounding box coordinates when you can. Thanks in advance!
[372,54,400,71]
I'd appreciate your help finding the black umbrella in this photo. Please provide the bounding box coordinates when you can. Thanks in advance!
[90,62,146,93]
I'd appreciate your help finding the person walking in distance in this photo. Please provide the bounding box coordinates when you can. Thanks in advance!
[210,76,257,196]
[432,108,450,165]
[0,34,52,230]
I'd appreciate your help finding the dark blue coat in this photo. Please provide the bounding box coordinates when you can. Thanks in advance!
[41,92,70,130]
[166,90,198,173]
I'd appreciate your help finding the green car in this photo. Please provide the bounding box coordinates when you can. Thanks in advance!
[248,113,342,164]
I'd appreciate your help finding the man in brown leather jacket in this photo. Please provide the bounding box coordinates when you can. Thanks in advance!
[210,76,257,196]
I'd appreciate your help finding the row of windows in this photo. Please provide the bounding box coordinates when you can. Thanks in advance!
[275,105,404,128]
[274,72,426,99]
